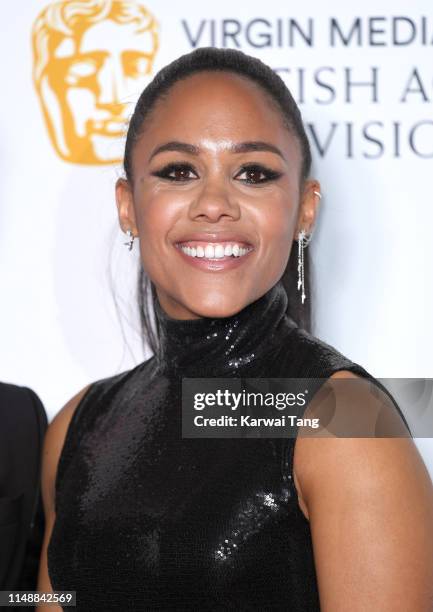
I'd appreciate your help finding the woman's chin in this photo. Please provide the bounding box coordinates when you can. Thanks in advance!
[179,293,252,320]
[155,283,260,320]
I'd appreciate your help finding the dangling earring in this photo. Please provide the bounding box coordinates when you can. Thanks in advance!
[123,229,135,251]
[297,229,312,304]
[297,190,321,304]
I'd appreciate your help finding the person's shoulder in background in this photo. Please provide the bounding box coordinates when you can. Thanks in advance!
[0,382,48,607]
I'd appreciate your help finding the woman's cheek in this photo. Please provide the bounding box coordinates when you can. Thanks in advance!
[258,209,295,277]
[135,192,178,242]
[254,196,294,242]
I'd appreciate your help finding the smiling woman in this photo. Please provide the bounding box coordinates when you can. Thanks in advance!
[36,47,433,611]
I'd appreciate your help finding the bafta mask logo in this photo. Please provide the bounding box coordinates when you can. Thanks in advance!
[32,0,159,165]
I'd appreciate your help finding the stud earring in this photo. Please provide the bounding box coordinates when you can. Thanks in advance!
[123,229,135,251]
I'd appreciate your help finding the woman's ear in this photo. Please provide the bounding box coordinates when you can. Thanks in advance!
[294,179,322,237]
[115,178,138,234]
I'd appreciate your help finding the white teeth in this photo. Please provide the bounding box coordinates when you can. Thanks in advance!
[214,245,225,258]
[178,242,253,259]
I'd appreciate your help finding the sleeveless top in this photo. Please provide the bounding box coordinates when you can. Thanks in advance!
[47,280,409,611]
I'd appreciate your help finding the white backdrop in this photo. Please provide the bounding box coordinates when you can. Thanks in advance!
[1,0,432,475]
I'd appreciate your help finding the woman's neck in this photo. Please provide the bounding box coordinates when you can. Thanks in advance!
[153,280,296,377]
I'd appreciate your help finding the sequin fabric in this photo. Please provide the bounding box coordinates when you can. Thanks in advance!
[47,280,393,611]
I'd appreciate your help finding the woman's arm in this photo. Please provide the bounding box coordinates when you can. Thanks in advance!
[36,385,92,612]
[293,371,433,611]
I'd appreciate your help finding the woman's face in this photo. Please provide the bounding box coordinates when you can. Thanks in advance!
[116,70,320,319]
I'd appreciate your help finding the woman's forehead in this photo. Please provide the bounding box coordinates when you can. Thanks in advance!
[137,72,298,160]
[154,70,281,120]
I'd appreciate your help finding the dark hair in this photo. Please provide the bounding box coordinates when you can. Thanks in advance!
[122,47,313,356]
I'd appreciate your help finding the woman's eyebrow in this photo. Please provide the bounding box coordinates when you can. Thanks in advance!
[148,140,286,162]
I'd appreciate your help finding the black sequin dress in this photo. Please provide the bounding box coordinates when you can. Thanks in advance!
[47,280,408,611]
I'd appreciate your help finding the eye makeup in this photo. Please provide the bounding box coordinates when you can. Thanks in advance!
[150,162,284,185]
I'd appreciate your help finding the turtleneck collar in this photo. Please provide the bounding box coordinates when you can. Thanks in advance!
[153,280,296,377]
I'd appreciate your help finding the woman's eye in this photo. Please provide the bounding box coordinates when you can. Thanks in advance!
[151,163,198,182]
[236,165,282,184]
[151,163,282,184]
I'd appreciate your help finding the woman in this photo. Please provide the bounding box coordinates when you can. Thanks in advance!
[37,47,433,611]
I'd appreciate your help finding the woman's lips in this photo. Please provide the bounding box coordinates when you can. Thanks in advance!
[174,242,255,272]
[175,239,253,249]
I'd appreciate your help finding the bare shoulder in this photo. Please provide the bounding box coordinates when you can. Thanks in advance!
[292,370,426,520]
[36,385,93,611]
[41,384,93,514]
[291,370,433,608]
[328,369,361,379]
[45,384,92,448]
[293,370,362,517]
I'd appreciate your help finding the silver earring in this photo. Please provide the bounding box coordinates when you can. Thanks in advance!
[123,229,135,251]
[297,229,312,305]
[296,190,321,304]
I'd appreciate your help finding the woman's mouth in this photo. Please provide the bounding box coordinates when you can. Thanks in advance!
[174,241,255,271]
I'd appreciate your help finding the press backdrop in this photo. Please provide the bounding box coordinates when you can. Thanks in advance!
[1,0,432,473]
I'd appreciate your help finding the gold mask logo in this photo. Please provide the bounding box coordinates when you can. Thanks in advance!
[32,0,159,165]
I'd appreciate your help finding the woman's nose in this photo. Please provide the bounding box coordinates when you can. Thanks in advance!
[188,180,240,222]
